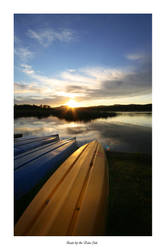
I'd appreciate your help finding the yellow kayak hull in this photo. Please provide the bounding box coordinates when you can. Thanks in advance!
[15,140,109,236]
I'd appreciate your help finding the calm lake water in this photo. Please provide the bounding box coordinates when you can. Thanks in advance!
[14,112,152,154]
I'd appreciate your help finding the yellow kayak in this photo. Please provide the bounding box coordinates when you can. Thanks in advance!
[14,140,109,236]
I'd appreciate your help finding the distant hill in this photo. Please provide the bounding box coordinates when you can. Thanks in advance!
[68,104,152,112]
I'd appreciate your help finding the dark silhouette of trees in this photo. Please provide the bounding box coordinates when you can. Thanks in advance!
[14,104,152,121]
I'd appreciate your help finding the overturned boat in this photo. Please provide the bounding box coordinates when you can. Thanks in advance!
[14,134,59,156]
[14,136,78,222]
[15,140,109,236]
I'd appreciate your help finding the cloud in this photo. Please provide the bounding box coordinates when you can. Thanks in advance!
[14,35,21,45]
[61,71,96,85]
[14,82,42,95]
[126,53,145,61]
[65,85,86,93]
[14,95,69,106]
[27,28,75,47]
[14,34,34,62]
[20,64,35,75]
[19,64,68,92]
[68,69,76,73]
[14,47,34,61]
[80,67,126,81]
[64,61,152,100]
[15,55,152,106]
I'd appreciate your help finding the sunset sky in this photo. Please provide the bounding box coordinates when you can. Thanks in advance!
[14,14,152,107]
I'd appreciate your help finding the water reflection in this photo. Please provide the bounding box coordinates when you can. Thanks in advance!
[14,113,152,154]
[106,112,152,127]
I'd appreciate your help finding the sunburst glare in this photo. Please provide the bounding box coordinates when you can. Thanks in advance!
[66,99,78,108]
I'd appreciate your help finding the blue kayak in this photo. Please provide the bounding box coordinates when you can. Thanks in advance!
[14,134,59,156]
[14,138,78,201]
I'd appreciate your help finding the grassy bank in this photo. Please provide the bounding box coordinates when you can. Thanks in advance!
[106,151,152,236]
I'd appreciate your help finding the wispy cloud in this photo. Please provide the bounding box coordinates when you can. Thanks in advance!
[14,95,69,106]
[20,64,35,75]
[14,35,21,45]
[19,64,66,90]
[126,53,145,61]
[80,67,127,81]
[14,34,34,62]
[67,69,76,73]
[14,82,43,95]
[60,71,96,85]
[27,28,75,47]
[14,47,34,61]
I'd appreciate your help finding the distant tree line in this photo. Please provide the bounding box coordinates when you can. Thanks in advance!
[14,103,152,121]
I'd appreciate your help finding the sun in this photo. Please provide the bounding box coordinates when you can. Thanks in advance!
[66,99,78,108]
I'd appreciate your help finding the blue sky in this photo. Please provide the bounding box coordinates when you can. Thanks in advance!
[14,14,152,107]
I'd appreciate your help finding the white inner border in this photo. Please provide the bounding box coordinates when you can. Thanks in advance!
[1,0,165,249]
